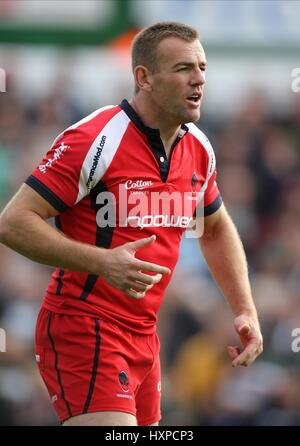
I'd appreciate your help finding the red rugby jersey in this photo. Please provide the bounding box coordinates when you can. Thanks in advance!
[26,99,222,334]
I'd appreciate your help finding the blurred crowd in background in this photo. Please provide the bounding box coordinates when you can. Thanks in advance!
[0,0,300,426]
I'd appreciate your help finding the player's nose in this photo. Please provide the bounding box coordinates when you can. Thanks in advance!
[190,67,206,87]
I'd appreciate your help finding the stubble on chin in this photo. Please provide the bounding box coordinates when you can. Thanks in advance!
[182,109,201,124]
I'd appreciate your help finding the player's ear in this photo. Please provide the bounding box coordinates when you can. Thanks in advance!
[133,65,153,92]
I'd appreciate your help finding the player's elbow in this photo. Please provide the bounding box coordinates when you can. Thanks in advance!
[0,210,9,244]
[0,207,18,245]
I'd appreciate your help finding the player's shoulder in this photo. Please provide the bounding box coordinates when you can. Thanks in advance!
[186,122,213,151]
[52,104,130,147]
[66,104,124,135]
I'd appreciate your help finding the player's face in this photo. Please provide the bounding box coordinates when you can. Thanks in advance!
[150,37,207,125]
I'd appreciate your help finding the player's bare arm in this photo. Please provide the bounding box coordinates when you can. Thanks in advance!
[198,203,263,367]
[0,184,170,299]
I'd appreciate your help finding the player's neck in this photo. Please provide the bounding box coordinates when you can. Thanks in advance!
[129,96,181,158]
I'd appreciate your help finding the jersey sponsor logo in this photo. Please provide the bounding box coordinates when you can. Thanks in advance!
[95,187,204,236]
[39,142,70,173]
[116,393,133,399]
[86,135,107,190]
[124,179,153,190]
[125,214,193,229]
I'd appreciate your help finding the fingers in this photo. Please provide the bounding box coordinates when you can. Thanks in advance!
[127,235,156,252]
[125,235,171,275]
[108,236,170,298]
[126,280,153,292]
[124,273,163,297]
[230,314,263,367]
[125,289,146,300]
[227,346,240,361]
[135,259,171,276]
[231,351,254,368]
[130,272,162,286]
[229,340,262,367]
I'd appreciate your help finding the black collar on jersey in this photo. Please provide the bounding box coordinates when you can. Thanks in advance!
[120,99,189,182]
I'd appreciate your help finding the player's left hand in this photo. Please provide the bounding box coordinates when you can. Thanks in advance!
[227,314,263,368]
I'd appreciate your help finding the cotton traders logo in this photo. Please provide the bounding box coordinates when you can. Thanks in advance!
[39,142,70,173]
[124,179,153,190]
[86,135,106,190]
[118,370,129,392]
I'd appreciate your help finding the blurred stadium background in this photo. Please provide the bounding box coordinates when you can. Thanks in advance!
[0,0,300,426]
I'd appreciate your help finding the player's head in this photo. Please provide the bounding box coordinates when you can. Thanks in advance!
[131,22,207,124]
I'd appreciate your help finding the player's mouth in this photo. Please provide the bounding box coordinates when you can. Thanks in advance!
[186,93,202,107]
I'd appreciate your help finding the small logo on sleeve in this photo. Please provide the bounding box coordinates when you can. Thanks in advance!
[39,142,70,174]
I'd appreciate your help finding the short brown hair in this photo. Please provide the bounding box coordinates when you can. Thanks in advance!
[131,22,200,74]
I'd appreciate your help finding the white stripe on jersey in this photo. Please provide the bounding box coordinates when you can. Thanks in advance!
[76,110,131,204]
[186,123,216,204]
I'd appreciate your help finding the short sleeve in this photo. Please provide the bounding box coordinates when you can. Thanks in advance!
[187,123,222,218]
[25,126,100,211]
[204,167,222,216]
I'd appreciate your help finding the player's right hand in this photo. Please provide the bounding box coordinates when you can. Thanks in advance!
[102,235,171,299]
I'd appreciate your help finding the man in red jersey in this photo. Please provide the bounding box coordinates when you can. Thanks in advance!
[0,22,263,426]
